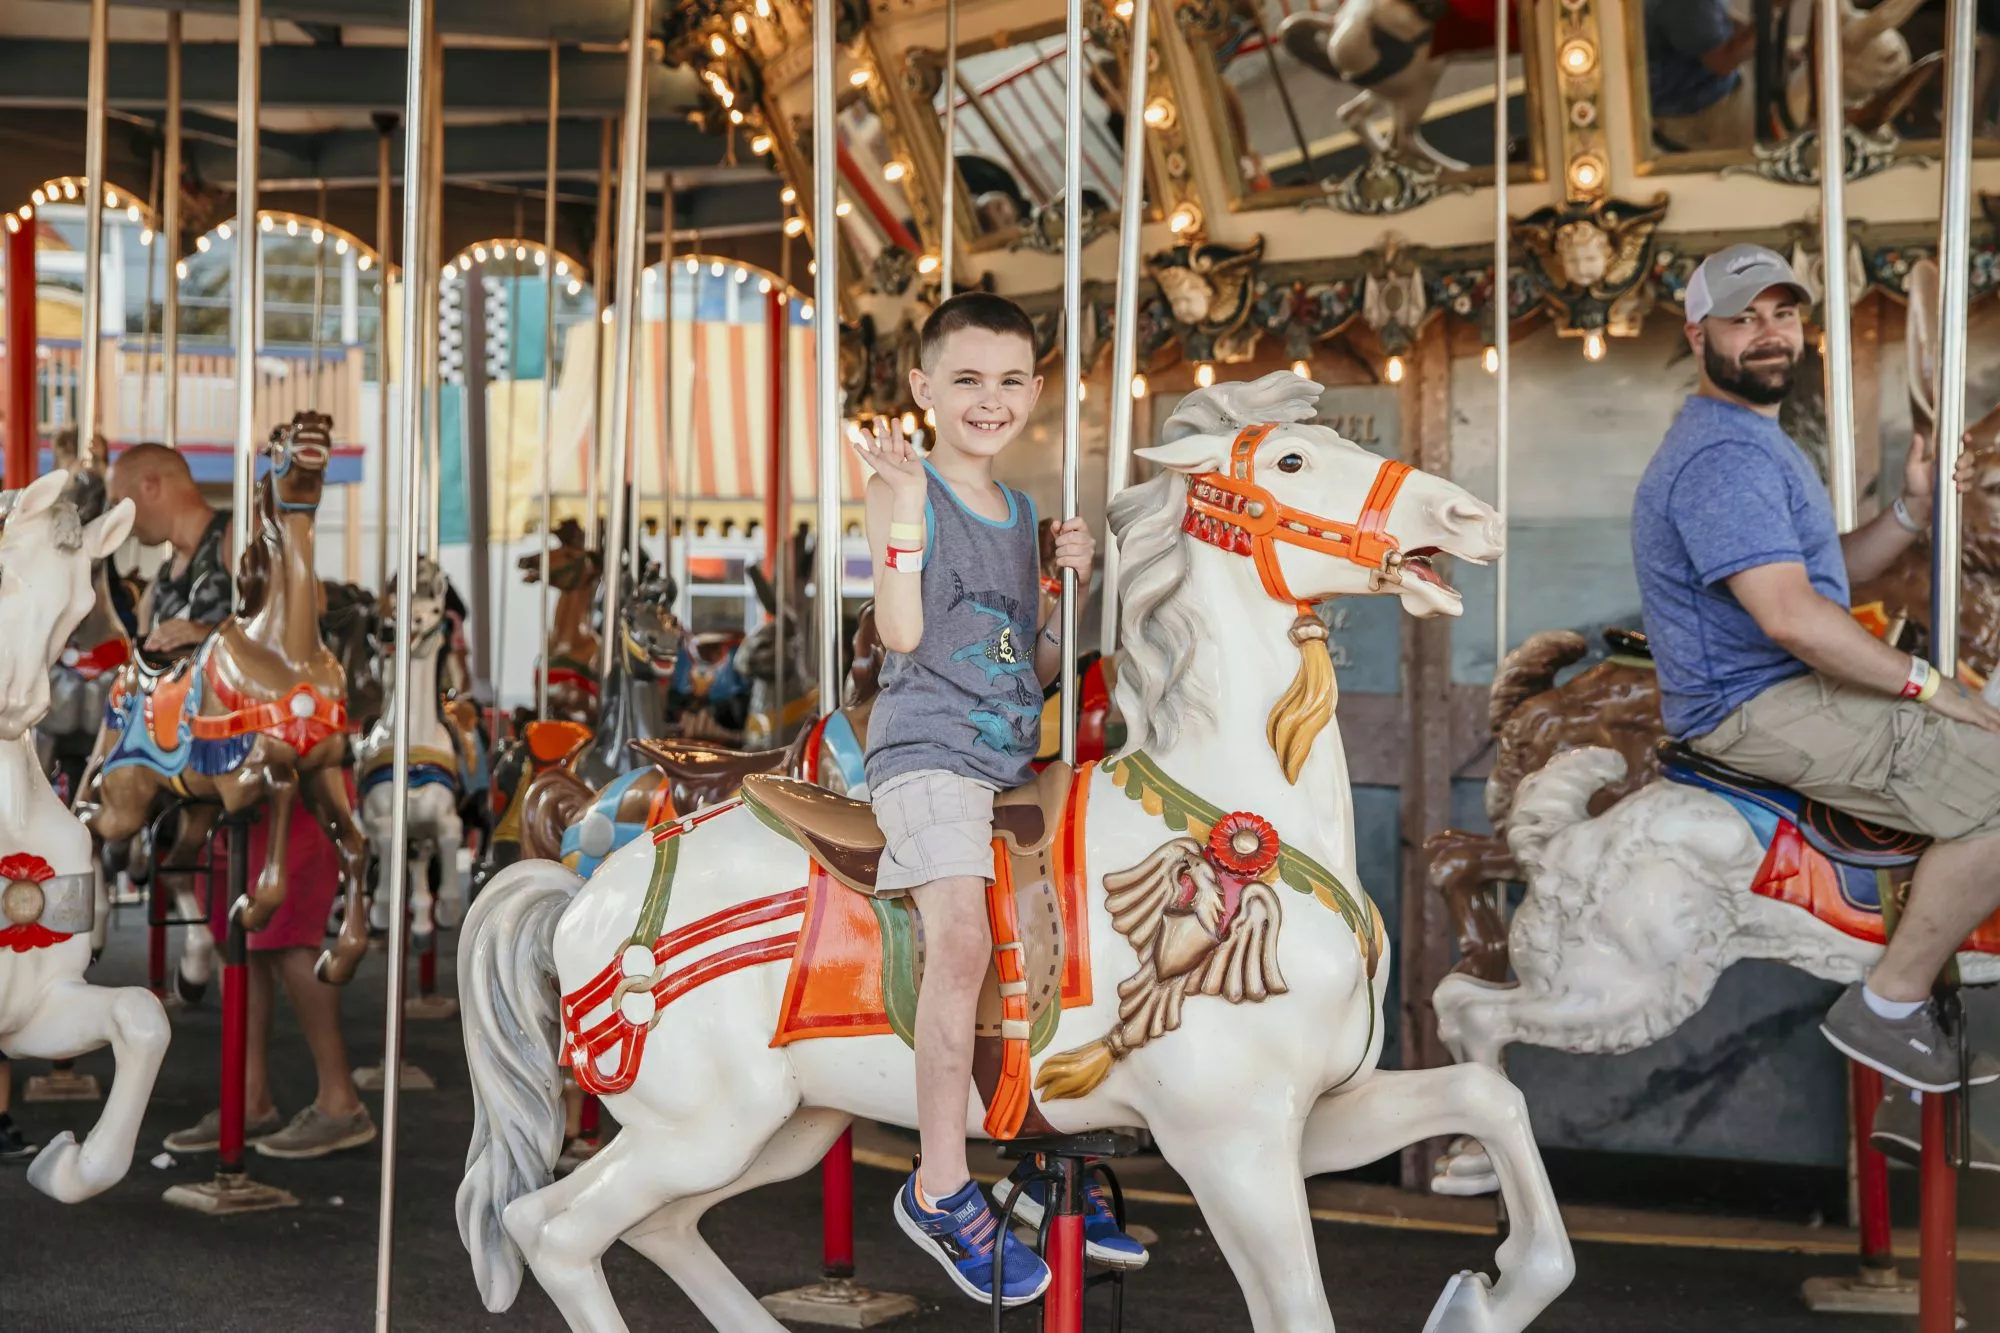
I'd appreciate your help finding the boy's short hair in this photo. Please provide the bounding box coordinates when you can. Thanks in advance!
[919,292,1037,370]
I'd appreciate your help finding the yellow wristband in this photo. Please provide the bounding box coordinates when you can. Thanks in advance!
[888,521,924,543]
[1918,665,1942,703]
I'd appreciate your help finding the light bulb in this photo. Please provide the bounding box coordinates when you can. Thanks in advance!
[516,245,527,260]
[784,217,806,237]
[175,259,189,279]
[645,267,658,283]
[1131,374,1148,400]
[800,302,815,321]
[849,68,872,86]
[568,279,582,296]
[1583,332,1607,362]
[1078,380,1088,402]
[925,409,937,428]
[556,260,569,276]
[758,276,773,294]
[1194,362,1215,388]
[1290,359,1310,379]
[835,200,853,217]
[140,227,154,246]
[751,135,773,155]
[917,254,940,274]
[2,216,15,235]
[127,204,140,222]
[1114,0,1133,15]
[711,260,726,277]
[1143,99,1174,129]
[260,215,274,232]
[781,186,797,205]
[358,254,372,271]
[755,0,770,16]
[475,245,488,262]
[687,255,699,274]
[62,180,76,199]
[883,160,907,182]
[729,108,745,125]
[460,254,473,271]
[901,411,917,435]
[335,237,349,255]
[1385,355,1405,384]
[711,34,729,56]
[196,234,211,252]
[734,267,749,283]
[107,189,118,207]
[312,226,325,243]
[733,13,749,35]
[218,222,231,239]
[285,218,298,236]
[1482,345,1499,374]
[31,190,44,206]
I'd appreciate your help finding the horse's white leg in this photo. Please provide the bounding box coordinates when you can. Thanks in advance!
[12,978,170,1202]
[409,835,437,945]
[509,1111,790,1333]
[1303,1067,1575,1333]
[1152,1119,1334,1333]
[365,795,396,935]
[166,805,221,999]
[620,1107,849,1332]
[433,805,465,929]
[1337,90,1391,155]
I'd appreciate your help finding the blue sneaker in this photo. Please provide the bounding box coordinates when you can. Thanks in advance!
[893,1172,1051,1306]
[992,1161,1149,1270]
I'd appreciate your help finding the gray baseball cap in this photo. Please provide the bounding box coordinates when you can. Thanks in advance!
[1684,243,1812,323]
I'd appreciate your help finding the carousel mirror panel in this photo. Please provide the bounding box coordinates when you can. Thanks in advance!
[1625,0,1998,179]
[836,87,931,289]
[901,21,1141,253]
[1180,0,1542,214]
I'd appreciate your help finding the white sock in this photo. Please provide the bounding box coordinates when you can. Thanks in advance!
[1863,985,1925,1021]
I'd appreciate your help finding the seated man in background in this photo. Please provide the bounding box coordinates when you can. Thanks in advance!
[1646,0,1757,151]
[1632,245,1998,1094]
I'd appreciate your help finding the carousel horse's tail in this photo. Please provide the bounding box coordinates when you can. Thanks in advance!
[456,858,580,1313]
[1506,747,1628,882]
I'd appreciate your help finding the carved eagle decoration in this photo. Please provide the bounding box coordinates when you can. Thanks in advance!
[1035,837,1287,1103]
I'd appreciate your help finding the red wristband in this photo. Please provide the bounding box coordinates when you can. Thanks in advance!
[1901,655,1931,699]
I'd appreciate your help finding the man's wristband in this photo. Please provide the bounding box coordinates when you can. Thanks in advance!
[1893,496,1925,535]
[1903,655,1939,701]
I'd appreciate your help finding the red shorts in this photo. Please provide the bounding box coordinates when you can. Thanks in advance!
[201,783,351,953]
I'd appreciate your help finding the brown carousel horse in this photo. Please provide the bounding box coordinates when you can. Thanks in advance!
[522,517,602,728]
[75,412,371,988]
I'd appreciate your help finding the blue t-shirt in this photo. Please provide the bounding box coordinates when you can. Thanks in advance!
[1646,0,1741,119]
[1631,396,1849,739]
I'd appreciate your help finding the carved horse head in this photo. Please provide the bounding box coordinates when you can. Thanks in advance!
[0,470,135,739]
[617,576,683,684]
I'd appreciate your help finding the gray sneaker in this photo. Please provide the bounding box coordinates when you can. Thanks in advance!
[252,1104,377,1160]
[1821,985,2000,1093]
[1869,1088,2000,1172]
[163,1107,284,1154]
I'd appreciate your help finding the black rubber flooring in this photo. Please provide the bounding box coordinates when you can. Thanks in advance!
[0,906,1989,1332]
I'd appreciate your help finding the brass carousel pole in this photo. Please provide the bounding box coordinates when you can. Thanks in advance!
[310,181,328,411]
[590,119,614,552]
[231,0,260,565]
[424,28,444,564]
[375,117,395,595]
[1492,0,1510,657]
[1921,4,1976,1330]
[1818,0,1858,532]
[940,0,958,299]
[77,0,109,466]
[539,43,559,720]
[1057,0,1084,767]
[374,0,437,1320]
[597,0,651,680]
[163,12,183,449]
[1100,0,1152,657]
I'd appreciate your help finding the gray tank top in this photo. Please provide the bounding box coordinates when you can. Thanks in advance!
[865,463,1042,793]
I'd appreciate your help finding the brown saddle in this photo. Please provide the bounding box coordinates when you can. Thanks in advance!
[742,762,1073,898]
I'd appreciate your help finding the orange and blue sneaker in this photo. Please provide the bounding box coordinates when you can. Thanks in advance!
[894,1172,1051,1305]
[992,1162,1149,1269]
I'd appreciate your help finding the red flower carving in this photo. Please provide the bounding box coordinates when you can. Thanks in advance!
[0,852,65,952]
[0,853,55,884]
[1209,812,1279,878]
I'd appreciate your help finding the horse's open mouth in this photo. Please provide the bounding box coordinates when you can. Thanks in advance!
[1403,547,1456,596]
[292,444,331,468]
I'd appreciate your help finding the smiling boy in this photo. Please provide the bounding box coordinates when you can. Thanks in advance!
[851,293,1144,1304]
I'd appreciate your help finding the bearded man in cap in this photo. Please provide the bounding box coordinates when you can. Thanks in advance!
[1632,243,1999,1095]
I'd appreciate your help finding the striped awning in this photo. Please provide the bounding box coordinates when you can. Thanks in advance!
[487,313,868,541]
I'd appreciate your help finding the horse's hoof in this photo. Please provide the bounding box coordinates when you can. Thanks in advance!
[1430,1136,1498,1196]
[25,1131,90,1203]
[434,895,464,930]
[174,970,208,1006]
[1423,1270,1497,1333]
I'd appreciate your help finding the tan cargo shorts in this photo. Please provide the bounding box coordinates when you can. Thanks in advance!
[1690,672,2000,843]
[871,768,997,896]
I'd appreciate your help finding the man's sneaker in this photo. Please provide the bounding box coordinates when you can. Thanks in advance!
[1869,1088,2000,1172]
[893,1172,1051,1306]
[991,1162,1149,1270]
[0,1113,37,1163]
[253,1105,378,1160]
[1821,985,2000,1093]
[163,1107,284,1154]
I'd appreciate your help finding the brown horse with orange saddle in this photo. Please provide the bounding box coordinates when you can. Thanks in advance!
[522,518,603,729]
[76,412,371,986]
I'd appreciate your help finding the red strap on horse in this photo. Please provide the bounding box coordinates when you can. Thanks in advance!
[196,668,348,758]
[1182,422,1413,609]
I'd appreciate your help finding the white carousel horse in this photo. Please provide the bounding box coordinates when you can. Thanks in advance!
[456,373,1573,1333]
[1428,744,2000,1195]
[0,470,167,1202]
[356,555,466,944]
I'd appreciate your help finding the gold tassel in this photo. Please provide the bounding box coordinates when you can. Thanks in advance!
[1266,614,1335,785]
[1034,1037,1118,1102]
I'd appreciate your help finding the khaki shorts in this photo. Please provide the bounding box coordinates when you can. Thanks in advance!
[871,769,997,896]
[1691,673,2000,842]
[1654,77,1754,153]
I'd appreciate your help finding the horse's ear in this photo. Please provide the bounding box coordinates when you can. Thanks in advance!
[86,498,136,559]
[748,563,778,616]
[13,468,71,522]
[1134,433,1230,475]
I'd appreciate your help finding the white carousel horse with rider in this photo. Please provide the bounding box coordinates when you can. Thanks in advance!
[455,372,1574,1333]
[356,554,466,944]
[0,469,168,1202]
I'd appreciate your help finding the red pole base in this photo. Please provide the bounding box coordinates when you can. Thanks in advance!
[418,931,438,997]
[822,1127,857,1278]
[1919,1090,1958,1333]
[1042,1211,1086,1333]
[1853,1063,1895,1266]
[218,956,247,1173]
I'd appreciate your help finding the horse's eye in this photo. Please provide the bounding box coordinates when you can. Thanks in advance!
[1276,453,1306,474]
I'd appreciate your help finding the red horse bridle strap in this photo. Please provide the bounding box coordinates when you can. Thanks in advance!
[1182,422,1414,609]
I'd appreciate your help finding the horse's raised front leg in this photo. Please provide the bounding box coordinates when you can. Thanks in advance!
[236,768,297,932]
[11,975,170,1203]
[1151,1119,1334,1333]
[505,1108,791,1333]
[302,761,371,985]
[1303,1067,1574,1333]
[620,1106,849,1332]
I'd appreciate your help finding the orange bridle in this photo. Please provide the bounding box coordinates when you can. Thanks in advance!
[1182,422,1414,612]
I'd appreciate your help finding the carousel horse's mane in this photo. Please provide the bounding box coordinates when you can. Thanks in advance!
[0,487,86,554]
[1159,369,1321,441]
[233,467,289,619]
